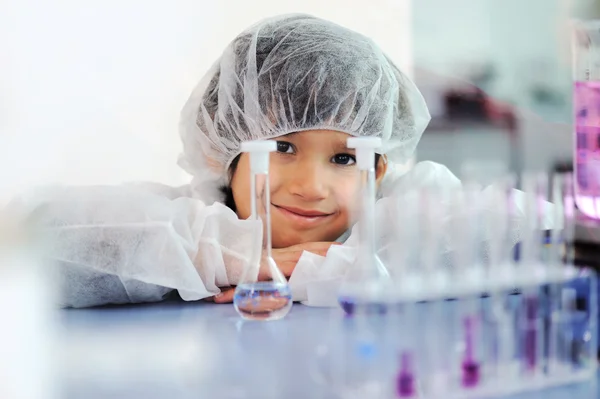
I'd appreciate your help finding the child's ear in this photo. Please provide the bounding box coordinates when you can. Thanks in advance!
[375,155,388,186]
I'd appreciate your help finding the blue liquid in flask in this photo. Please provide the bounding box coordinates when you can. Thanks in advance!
[574,80,600,220]
[233,282,292,321]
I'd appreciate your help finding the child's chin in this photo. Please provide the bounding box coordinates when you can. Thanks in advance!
[271,234,306,249]
[272,230,340,248]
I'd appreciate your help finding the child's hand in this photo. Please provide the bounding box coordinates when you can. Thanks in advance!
[210,241,339,303]
[272,241,339,277]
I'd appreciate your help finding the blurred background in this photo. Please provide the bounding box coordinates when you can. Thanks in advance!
[1,0,598,201]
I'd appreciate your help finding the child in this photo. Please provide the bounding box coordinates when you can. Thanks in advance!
[12,14,540,308]
[175,14,433,302]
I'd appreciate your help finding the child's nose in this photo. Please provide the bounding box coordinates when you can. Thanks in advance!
[287,166,328,201]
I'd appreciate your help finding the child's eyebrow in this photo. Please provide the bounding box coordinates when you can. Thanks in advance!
[331,141,354,153]
[281,132,299,139]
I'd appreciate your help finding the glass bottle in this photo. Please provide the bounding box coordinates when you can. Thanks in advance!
[233,140,292,321]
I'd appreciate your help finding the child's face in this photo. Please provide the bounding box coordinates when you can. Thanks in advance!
[230,130,387,248]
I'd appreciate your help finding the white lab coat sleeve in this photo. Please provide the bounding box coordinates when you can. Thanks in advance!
[8,184,260,308]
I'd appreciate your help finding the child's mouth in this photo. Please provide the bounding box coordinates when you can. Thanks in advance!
[271,204,334,225]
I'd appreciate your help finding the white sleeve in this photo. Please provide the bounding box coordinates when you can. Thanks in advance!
[10,184,260,308]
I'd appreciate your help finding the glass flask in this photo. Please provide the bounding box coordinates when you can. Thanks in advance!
[338,137,393,316]
[233,140,293,321]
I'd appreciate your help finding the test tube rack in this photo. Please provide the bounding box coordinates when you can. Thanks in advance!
[318,270,597,399]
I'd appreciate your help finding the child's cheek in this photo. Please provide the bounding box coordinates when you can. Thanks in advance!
[269,167,283,191]
[334,180,359,219]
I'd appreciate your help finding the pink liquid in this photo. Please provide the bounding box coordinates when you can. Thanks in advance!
[574,81,600,220]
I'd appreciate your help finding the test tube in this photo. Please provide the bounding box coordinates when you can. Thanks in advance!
[559,282,595,373]
[558,288,579,368]
[518,174,548,377]
[485,177,520,384]
[449,185,484,389]
[559,173,575,266]
[519,173,548,273]
[395,300,418,398]
[392,189,423,297]
[338,137,392,315]
[545,173,571,374]
[486,175,517,281]
[233,140,293,321]
[417,187,452,393]
[461,309,482,388]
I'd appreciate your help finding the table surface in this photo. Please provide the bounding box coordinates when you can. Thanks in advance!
[59,300,599,399]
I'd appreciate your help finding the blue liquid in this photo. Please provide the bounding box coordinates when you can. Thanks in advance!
[233,282,292,321]
[338,296,388,316]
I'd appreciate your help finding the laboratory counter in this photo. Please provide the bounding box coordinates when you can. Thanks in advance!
[59,300,598,399]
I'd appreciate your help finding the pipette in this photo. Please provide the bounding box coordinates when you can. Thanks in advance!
[233,140,293,321]
[338,137,392,315]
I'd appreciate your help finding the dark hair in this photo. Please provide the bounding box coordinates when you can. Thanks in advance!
[221,153,382,212]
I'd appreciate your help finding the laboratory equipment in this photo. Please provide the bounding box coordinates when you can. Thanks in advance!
[461,312,481,388]
[338,137,393,316]
[313,171,597,399]
[571,20,600,356]
[573,20,600,220]
[233,140,293,321]
[396,351,416,397]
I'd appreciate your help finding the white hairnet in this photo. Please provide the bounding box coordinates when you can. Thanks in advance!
[179,14,430,202]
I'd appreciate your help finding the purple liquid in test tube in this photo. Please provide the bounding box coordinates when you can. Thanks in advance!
[396,351,415,397]
[524,296,538,371]
[461,316,480,388]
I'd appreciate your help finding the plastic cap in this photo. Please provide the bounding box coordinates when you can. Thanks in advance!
[347,137,382,170]
[241,140,277,153]
[241,140,277,173]
[347,137,382,149]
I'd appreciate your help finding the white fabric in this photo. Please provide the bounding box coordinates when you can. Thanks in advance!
[8,160,557,308]
[9,184,261,308]
[178,14,430,203]
[289,162,558,306]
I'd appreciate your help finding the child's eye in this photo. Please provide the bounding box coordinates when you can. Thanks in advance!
[331,153,356,165]
[276,141,294,154]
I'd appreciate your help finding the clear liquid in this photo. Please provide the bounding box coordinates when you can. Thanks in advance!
[574,81,600,219]
[233,282,292,321]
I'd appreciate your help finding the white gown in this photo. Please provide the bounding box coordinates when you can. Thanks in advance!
[8,160,555,308]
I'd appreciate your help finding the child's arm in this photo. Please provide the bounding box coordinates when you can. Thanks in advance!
[9,184,261,308]
[209,241,340,303]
